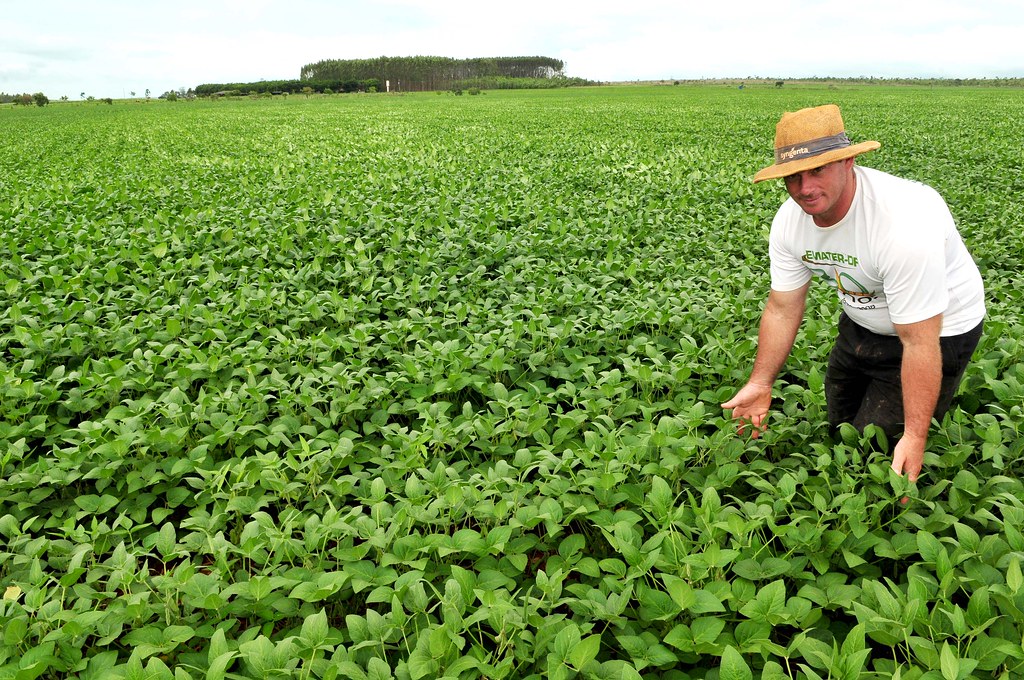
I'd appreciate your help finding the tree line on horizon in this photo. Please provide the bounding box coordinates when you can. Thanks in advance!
[0,92,51,106]
[193,78,381,97]
[299,55,576,92]
[193,56,590,97]
[13,72,1021,106]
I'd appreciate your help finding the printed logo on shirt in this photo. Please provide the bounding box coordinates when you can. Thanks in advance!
[834,272,875,298]
[802,250,859,268]
[802,250,880,307]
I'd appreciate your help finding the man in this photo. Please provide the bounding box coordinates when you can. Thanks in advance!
[721,104,985,483]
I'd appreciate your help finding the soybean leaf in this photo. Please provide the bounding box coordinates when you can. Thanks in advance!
[719,646,753,680]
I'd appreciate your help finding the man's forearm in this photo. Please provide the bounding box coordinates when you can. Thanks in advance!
[894,315,944,441]
[901,342,942,440]
[748,286,808,386]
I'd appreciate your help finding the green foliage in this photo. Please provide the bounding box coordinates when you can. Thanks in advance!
[195,78,380,97]
[455,75,595,90]
[299,55,572,92]
[0,86,1022,678]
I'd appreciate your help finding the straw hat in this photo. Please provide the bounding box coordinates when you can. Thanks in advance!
[753,104,880,183]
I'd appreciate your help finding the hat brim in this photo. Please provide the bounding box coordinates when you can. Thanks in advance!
[753,140,880,183]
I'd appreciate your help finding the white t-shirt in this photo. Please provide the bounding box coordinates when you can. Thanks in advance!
[769,166,985,336]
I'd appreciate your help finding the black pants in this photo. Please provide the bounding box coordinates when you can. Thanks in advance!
[825,313,983,439]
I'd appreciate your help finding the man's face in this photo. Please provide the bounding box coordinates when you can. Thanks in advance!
[782,158,856,227]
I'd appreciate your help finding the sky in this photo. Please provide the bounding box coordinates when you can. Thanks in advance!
[3,0,1023,100]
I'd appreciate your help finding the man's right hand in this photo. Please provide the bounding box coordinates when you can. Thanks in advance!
[721,382,773,438]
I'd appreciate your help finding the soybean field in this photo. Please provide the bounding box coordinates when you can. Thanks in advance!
[2,85,1024,678]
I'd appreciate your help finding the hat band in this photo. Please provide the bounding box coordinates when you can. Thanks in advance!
[775,132,851,165]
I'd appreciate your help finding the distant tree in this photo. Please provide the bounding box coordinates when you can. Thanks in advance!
[60,95,68,102]
[164,90,178,101]
[32,92,49,107]
[300,55,567,92]
[145,88,151,99]
[14,93,33,106]
[130,91,136,97]
[80,92,86,99]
